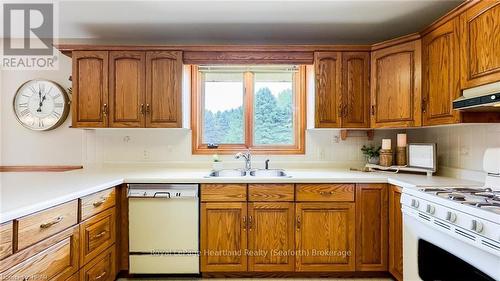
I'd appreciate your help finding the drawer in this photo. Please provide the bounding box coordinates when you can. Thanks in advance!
[80,245,116,281]
[0,225,79,281]
[248,184,294,201]
[296,184,355,202]
[0,221,13,260]
[80,188,116,221]
[201,184,247,202]
[17,200,78,250]
[65,273,80,281]
[80,208,116,266]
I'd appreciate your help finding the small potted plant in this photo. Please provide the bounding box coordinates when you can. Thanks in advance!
[212,154,223,171]
[361,145,381,165]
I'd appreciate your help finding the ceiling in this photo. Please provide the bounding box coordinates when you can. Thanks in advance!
[57,0,463,44]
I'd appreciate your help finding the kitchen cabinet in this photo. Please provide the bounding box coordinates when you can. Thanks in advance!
[72,51,109,128]
[109,51,146,128]
[355,184,388,271]
[80,245,116,281]
[201,202,248,272]
[0,221,13,260]
[389,185,404,281]
[422,18,461,126]
[315,52,370,128]
[295,202,355,271]
[460,1,500,89]
[248,202,295,271]
[371,39,422,128]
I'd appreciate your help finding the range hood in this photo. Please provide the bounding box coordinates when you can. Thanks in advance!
[453,81,500,111]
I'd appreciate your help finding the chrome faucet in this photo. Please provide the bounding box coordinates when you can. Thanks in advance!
[235,150,252,171]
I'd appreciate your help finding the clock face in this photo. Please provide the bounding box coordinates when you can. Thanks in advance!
[13,80,70,131]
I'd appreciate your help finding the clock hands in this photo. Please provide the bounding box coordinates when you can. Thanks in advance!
[36,85,50,113]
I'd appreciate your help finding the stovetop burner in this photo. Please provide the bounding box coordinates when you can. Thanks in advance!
[420,186,500,214]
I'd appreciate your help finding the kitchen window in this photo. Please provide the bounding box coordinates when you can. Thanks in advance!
[191,65,306,154]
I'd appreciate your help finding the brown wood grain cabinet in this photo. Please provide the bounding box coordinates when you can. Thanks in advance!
[295,202,355,272]
[80,207,116,266]
[72,51,109,128]
[355,184,388,271]
[80,245,116,281]
[371,39,422,128]
[201,202,248,272]
[389,185,404,281]
[248,202,295,271]
[460,1,500,89]
[0,221,13,260]
[422,17,461,126]
[315,52,342,128]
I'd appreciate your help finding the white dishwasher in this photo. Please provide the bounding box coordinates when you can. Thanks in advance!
[128,184,199,274]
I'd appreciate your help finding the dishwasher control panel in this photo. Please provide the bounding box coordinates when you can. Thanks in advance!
[127,184,198,198]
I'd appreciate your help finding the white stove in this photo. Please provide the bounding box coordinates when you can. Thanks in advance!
[402,148,500,281]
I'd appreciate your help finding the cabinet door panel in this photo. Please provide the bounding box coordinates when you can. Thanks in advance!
[109,51,145,127]
[389,185,403,281]
[423,18,461,126]
[355,184,388,271]
[371,40,421,128]
[342,52,370,128]
[315,52,341,128]
[295,202,355,271]
[72,51,108,127]
[460,1,500,88]
[248,202,295,271]
[145,51,183,128]
[201,202,247,272]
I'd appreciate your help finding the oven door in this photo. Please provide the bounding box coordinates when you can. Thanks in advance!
[403,207,499,281]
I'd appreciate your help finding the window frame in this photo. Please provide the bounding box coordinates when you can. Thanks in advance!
[191,65,306,155]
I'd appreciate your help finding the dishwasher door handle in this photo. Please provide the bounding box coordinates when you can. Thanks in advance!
[153,192,171,198]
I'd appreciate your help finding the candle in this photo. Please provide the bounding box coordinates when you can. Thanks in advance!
[382,139,392,150]
[397,134,407,147]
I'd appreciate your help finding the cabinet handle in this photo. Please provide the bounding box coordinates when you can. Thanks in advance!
[140,104,145,114]
[94,271,107,281]
[342,104,348,118]
[319,191,334,196]
[371,105,375,116]
[40,216,63,229]
[102,104,108,116]
[422,99,427,113]
[93,230,107,239]
[242,216,247,230]
[248,215,253,230]
[296,216,301,230]
[146,104,150,114]
[92,197,107,207]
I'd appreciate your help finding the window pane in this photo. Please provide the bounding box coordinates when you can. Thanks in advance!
[253,72,294,145]
[203,72,244,144]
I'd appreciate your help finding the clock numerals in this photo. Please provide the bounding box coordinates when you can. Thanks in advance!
[38,118,44,128]
[51,111,61,119]
[20,108,31,117]
[18,103,28,108]
[54,102,64,108]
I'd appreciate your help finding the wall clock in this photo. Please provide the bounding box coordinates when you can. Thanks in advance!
[13,79,70,131]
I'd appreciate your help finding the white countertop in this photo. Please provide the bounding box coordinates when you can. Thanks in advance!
[0,165,482,223]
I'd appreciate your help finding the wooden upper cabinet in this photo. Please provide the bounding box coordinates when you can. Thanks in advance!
[145,51,183,128]
[201,202,247,272]
[355,184,388,271]
[371,40,422,128]
[460,1,500,89]
[109,51,146,128]
[389,185,403,281]
[72,51,109,128]
[315,52,342,128]
[295,202,355,272]
[422,18,461,126]
[248,202,295,272]
[342,52,370,128]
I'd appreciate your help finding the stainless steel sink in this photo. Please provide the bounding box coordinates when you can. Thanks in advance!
[208,169,246,177]
[249,169,289,177]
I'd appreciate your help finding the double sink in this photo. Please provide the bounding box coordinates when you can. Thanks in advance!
[208,169,289,178]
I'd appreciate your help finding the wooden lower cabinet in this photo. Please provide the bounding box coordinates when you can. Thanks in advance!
[80,208,116,265]
[248,202,295,272]
[355,184,388,271]
[201,202,248,272]
[389,185,404,281]
[295,202,355,271]
[0,221,13,260]
[80,245,116,281]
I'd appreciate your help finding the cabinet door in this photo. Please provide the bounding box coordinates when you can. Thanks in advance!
[422,18,461,126]
[109,51,145,128]
[460,1,500,89]
[355,184,388,271]
[72,51,109,128]
[248,202,294,272]
[371,40,422,128]
[389,185,403,281]
[145,51,183,128]
[201,202,247,272]
[341,52,370,128]
[315,52,342,128]
[295,202,355,271]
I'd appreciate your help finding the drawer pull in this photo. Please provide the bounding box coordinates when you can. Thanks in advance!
[319,191,334,196]
[296,216,301,230]
[40,216,63,229]
[242,216,247,230]
[92,197,107,207]
[94,271,107,280]
[93,230,107,239]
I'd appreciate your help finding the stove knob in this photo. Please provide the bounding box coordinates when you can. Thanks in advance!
[411,199,420,208]
[426,204,435,215]
[471,220,484,233]
[446,211,457,223]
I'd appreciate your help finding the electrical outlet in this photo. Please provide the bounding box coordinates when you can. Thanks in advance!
[460,146,470,156]
[143,149,150,160]
[333,135,340,143]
